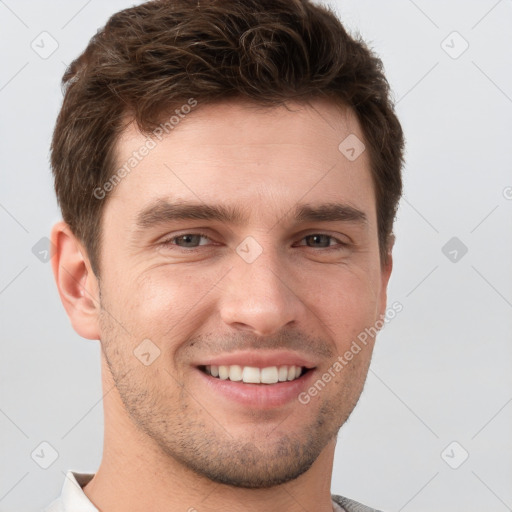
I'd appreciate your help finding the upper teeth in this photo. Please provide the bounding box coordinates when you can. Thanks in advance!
[205,365,303,384]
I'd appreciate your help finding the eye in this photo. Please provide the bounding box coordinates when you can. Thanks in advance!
[297,234,347,249]
[158,232,348,252]
[160,232,212,249]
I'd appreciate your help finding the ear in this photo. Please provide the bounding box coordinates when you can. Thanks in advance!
[377,235,394,319]
[50,221,101,340]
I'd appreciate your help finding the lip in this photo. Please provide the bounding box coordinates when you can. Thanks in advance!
[193,350,318,369]
[194,365,317,409]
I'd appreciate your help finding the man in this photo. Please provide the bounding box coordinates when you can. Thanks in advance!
[46,0,404,510]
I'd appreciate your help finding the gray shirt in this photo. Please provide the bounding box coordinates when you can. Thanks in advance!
[332,494,383,512]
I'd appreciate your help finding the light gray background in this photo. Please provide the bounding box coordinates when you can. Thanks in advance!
[1,1,511,511]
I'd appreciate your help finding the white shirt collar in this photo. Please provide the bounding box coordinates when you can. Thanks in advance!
[44,471,97,511]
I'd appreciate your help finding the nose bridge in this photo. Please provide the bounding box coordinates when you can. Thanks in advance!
[219,240,303,336]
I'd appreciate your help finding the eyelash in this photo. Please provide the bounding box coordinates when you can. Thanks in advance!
[159,232,349,251]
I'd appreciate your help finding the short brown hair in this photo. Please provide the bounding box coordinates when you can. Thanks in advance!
[51,0,404,276]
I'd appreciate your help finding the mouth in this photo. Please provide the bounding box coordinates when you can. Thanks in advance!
[199,364,312,384]
[193,352,318,409]
[192,350,319,408]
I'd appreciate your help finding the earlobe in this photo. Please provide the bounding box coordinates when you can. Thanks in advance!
[50,221,101,340]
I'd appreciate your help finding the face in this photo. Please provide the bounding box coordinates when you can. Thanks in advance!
[94,99,391,488]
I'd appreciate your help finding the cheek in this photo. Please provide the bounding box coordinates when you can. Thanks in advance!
[114,266,219,344]
[309,267,382,349]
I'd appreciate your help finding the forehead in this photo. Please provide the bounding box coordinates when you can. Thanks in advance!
[105,99,376,227]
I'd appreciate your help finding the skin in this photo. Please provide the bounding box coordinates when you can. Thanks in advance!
[51,98,393,512]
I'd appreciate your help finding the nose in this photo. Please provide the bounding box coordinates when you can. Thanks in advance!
[219,247,306,337]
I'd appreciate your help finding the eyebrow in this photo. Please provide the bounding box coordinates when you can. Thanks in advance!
[295,202,367,224]
[134,199,367,231]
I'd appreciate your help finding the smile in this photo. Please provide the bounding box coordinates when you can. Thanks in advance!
[200,364,306,384]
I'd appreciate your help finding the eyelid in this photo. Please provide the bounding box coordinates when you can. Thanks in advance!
[296,228,352,244]
[160,231,213,246]
[295,233,350,248]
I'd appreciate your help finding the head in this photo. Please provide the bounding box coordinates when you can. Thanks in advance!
[51,0,404,489]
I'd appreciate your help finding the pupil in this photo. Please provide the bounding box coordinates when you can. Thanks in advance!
[309,234,328,247]
[180,235,199,247]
